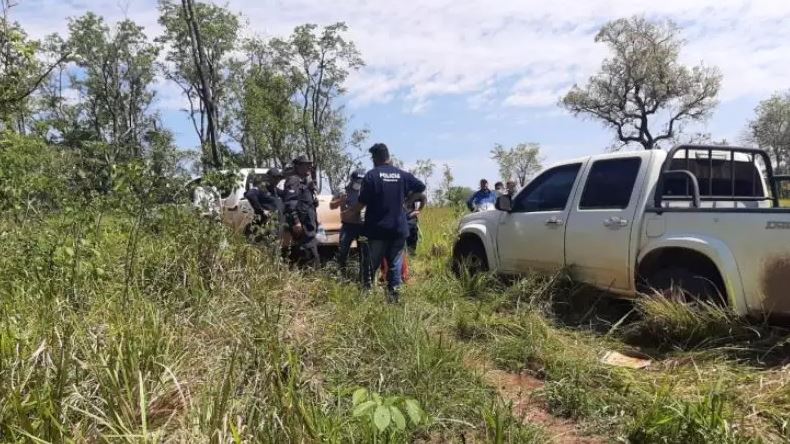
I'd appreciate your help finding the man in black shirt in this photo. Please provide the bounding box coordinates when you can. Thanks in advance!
[356,143,426,302]
[260,168,286,237]
[243,176,269,240]
[283,156,320,267]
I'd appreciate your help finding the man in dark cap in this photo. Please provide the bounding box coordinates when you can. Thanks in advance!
[330,168,366,273]
[355,143,426,302]
[283,156,320,267]
[260,168,286,237]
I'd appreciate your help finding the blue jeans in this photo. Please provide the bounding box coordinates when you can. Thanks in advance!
[367,238,406,299]
[337,223,363,268]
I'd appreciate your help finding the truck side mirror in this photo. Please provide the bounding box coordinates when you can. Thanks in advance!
[495,195,512,212]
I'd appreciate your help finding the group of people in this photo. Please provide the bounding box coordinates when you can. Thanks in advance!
[466,178,519,212]
[244,143,426,303]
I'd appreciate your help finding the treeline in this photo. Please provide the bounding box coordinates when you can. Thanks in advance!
[0,0,367,195]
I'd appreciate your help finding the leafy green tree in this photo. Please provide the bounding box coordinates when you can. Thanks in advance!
[228,38,301,168]
[0,3,68,130]
[490,142,542,186]
[67,13,160,158]
[319,115,369,194]
[561,16,721,150]
[157,0,240,168]
[748,91,790,173]
[446,186,474,208]
[0,132,73,215]
[433,163,454,205]
[266,22,364,186]
[410,159,435,190]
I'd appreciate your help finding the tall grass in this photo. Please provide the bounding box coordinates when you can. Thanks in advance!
[418,208,790,441]
[0,204,547,442]
[4,200,790,442]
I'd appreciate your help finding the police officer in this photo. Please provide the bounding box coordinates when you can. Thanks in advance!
[259,168,286,241]
[259,169,284,216]
[283,156,320,267]
[355,143,426,303]
[244,177,268,222]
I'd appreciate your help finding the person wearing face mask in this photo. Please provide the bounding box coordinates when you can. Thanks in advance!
[330,169,366,273]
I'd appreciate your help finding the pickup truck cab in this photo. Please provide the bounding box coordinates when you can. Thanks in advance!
[453,144,790,316]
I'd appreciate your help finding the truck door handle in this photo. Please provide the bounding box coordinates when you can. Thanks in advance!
[545,217,564,226]
[603,217,628,227]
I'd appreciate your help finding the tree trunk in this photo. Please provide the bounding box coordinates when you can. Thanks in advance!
[181,0,221,168]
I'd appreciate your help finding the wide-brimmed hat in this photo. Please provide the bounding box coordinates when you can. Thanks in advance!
[292,155,313,165]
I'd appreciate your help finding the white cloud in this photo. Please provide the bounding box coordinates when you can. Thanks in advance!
[10,0,790,114]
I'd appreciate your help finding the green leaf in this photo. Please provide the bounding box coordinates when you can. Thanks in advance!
[352,388,368,406]
[64,247,74,257]
[404,399,423,425]
[352,400,376,417]
[373,405,390,432]
[372,392,383,405]
[389,405,406,430]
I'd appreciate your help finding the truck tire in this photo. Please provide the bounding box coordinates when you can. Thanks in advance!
[645,267,725,305]
[452,237,488,276]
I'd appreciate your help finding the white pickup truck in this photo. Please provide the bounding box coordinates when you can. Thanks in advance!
[453,144,790,316]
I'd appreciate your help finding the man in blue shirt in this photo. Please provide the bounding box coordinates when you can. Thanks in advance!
[356,143,426,302]
[466,179,497,212]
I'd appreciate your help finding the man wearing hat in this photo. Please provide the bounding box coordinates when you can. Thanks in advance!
[330,168,367,273]
[260,168,286,237]
[355,143,426,302]
[283,156,320,267]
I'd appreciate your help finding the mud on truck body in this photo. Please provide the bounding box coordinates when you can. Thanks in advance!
[453,144,790,316]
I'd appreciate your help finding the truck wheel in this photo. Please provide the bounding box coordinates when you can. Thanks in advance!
[645,267,725,305]
[452,238,488,276]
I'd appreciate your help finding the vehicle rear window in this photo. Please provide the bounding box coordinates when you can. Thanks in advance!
[579,158,641,210]
[665,158,764,197]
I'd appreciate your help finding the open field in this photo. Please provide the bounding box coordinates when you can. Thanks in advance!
[2,205,790,443]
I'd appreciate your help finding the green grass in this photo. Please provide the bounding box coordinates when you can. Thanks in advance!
[2,204,790,442]
[0,205,544,443]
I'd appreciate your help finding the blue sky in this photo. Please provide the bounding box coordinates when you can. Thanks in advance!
[13,0,790,189]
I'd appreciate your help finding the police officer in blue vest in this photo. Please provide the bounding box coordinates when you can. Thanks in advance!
[355,143,426,302]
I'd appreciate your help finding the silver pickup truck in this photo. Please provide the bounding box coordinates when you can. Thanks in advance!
[453,144,790,316]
